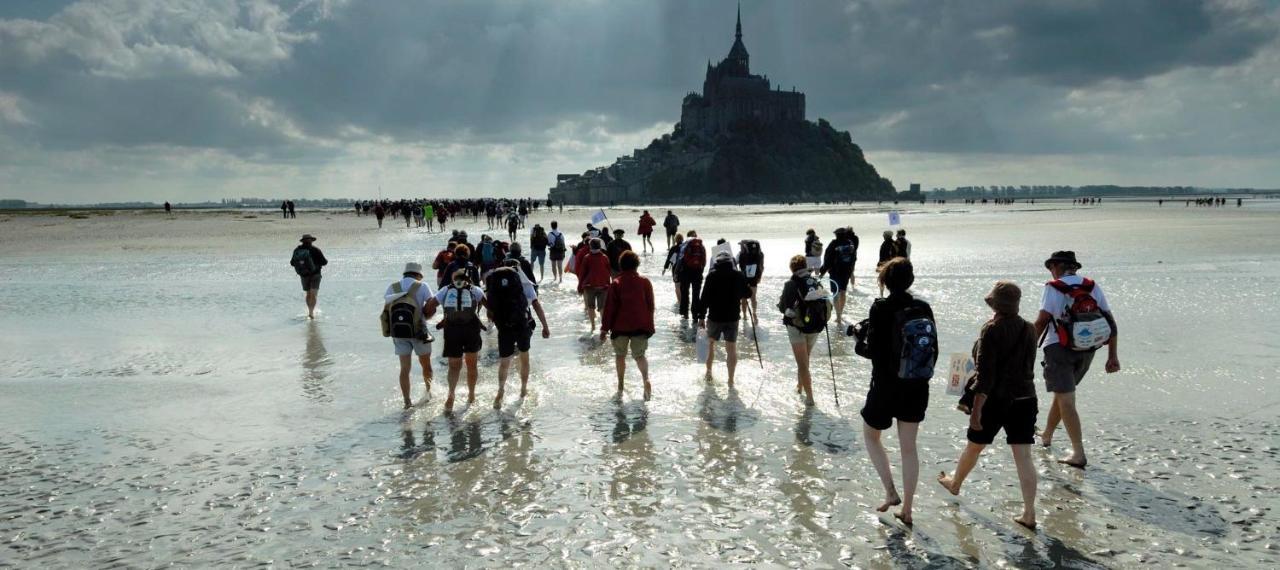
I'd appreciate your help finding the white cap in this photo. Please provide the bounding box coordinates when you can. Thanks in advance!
[403,262,424,275]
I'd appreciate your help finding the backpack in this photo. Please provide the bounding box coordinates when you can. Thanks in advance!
[682,239,707,272]
[484,268,530,330]
[807,238,823,257]
[892,300,938,380]
[738,240,762,279]
[795,276,832,334]
[382,281,424,339]
[291,246,317,276]
[1048,278,1112,351]
[479,241,496,266]
[441,285,480,327]
[531,227,548,249]
[551,232,566,253]
[835,243,855,266]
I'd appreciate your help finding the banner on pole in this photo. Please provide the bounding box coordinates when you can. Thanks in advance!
[591,209,608,226]
[888,210,902,226]
[946,352,975,396]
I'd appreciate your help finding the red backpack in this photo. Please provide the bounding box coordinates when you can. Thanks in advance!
[682,239,706,272]
[1047,278,1112,351]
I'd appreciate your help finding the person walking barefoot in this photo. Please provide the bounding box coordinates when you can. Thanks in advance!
[938,281,1039,530]
[853,258,934,526]
[599,251,655,400]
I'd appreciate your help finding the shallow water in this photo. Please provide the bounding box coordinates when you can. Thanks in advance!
[2,203,1278,568]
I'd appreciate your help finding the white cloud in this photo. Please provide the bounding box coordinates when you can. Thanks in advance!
[0,92,33,125]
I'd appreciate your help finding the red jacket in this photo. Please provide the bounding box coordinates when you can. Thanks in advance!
[638,214,656,236]
[602,271,655,336]
[577,251,612,291]
[572,245,589,276]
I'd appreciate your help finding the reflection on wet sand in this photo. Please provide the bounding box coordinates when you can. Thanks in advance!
[300,321,332,402]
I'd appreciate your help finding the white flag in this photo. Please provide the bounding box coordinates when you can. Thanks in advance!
[888,210,901,226]
[591,209,608,226]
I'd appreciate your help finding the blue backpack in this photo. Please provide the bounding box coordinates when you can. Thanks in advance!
[893,301,937,380]
[479,241,496,266]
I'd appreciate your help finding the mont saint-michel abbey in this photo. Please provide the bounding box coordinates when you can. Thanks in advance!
[549,9,895,205]
[679,11,805,134]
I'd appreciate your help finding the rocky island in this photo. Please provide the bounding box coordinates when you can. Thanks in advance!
[549,9,899,205]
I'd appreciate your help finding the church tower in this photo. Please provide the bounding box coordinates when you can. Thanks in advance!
[725,4,750,76]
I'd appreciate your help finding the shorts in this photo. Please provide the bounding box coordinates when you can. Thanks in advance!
[530,250,546,264]
[550,249,566,262]
[300,273,322,291]
[1042,344,1095,393]
[786,325,820,349]
[393,338,432,356]
[442,325,483,358]
[497,324,533,358]
[706,320,739,342]
[861,378,929,430]
[967,397,1038,445]
[806,256,821,271]
[666,228,677,236]
[611,335,649,358]
[828,272,851,294]
[583,287,607,311]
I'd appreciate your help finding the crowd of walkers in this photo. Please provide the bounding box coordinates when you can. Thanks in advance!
[290,207,1121,531]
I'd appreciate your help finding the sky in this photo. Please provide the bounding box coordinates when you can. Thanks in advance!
[1,0,1278,203]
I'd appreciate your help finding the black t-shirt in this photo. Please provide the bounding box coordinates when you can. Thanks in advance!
[702,261,752,322]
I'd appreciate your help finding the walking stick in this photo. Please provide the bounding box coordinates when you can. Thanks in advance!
[825,324,840,408]
[750,309,764,369]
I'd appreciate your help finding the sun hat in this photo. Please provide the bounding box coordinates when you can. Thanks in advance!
[403,262,424,276]
[714,250,733,262]
[300,234,316,242]
[985,280,1022,315]
[1044,250,1082,270]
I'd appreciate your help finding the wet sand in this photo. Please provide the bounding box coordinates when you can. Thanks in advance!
[1,203,1278,568]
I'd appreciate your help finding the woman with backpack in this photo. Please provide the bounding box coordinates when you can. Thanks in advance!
[736,239,764,322]
[637,210,657,253]
[664,233,685,310]
[804,229,823,272]
[851,257,935,526]
[777,255,830,407]
[529,224,549,282]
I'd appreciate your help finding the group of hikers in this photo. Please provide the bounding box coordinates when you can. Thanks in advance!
[290,207,1121,530]
[354,198,559,231]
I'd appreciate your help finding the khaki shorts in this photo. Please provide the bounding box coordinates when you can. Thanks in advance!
[1042,344,1095,393]
[786,325,820,349]
[584,287,607,311]
[611,335,649,358]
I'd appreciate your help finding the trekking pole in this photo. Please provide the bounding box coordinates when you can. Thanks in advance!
[825,324,840,408]
[750,310,764,369]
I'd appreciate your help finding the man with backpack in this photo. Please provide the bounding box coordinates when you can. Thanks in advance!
[663,210,680,248]
[820,227,859,324]
[290,234,328,319]
[778,255,831,407]
[677,230,708,323]
[1034,251,1120,469]
[577,238,612,331]
[530,224,549,281]
[804,229,823,271]
[701,250,753,386]
[441,245,482,295]
[506,211,520,242]
[852,257,935,526]
[548,221,567,284]
[599,251,655,400]
[606,229,632,275]
[424,268,488,413]
[477,235,499,275]
[737,239,764,322]
[383,262,435,409]
[486,259,551,409]
[432,239,457,289]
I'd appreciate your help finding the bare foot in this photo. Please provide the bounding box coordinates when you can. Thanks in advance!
[403,400,413,410]
[519,387,528,399]
[493,391,504,410]
[466,393,476,405]
[1014,515,1037,531]
[1039,431,1053,447]
[876,494,902,513]
[893,511,913,527]
[937,471,960,496]
[443,397,454,413]
[1057,456,1087,469]
[643,381,652,401]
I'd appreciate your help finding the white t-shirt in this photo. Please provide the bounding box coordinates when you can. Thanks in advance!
[384,277,435,327]
[1039,274,1111,347]
[548,229,565,250]
[435,285,485,311]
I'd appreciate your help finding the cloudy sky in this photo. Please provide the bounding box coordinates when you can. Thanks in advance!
[1,0,1278,203]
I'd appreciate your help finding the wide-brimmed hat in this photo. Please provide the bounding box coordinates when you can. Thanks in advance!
[403,262,423,276]
[1044,250,1082,270]
[985,280,1022,314]
[300,234,316,243]
[714,250,733,262]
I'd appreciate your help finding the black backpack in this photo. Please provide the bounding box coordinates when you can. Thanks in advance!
[531,227,548,249]
[484,267,529,329]
[794,276,831,334]
[836,243,855,265]
[291,246,317,276]
[892,300,938,380]
[385,282,423,339]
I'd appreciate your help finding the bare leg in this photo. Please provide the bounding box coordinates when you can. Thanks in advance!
[705,338,715,378]
[495,356,510,409]
[1041,398,1061,446]
[1011,444,1039,528]
[863,423,901,512]
[445,358,462,412]
[614,354,626,393]
[518,351,530,398]
[897,421,920,525]
[418,354,432,394]
[1055,392,1087,466]
[726,341,737,387]
[398,354,413,408]
[464,352,479,404]
[305,290,318,319]
[835,291,847,323]
[791,342,814,405]
[938,442,986,495]
[636,355,651,400]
